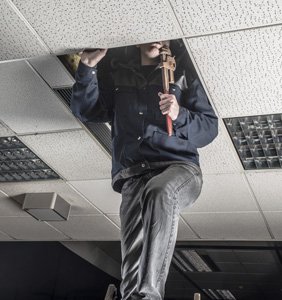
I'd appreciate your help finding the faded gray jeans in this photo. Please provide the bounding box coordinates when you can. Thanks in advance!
[119,162,203,300]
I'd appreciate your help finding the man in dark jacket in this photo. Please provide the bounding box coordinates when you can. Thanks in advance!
[71,40,218,300]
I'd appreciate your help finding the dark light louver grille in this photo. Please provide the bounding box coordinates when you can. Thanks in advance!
[54,87,112,155]
[172,249,218,273]
[224,114,282,170]
[0,137,60,182]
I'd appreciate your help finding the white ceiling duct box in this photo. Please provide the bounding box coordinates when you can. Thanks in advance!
[22,193,71,221]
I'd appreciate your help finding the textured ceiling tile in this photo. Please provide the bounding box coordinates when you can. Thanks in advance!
[0,216,70,240]
[107,214,121,228]
[170,0,282,35]
[0,231,14,241]
[182,212,271,240]
[28,55,74,87]
[177,218,198,240]
[0,1,48,61]
[21,131,111,180]
[69,179,121,214]
[246,172,282,211]
[0,61,81,134]
[263,212,282,239]
[187,26,282,118]
[0,179,101,216]
[0,190,27,217]
[0,121,14,137]
[12,0,179,54]
[183,173,258,213]
[47,215,121,240]
[198,123,241,174]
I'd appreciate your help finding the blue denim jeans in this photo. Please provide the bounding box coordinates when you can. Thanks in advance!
[119,162,203,300]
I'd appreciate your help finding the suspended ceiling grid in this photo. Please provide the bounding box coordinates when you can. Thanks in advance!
[0,0,281,242]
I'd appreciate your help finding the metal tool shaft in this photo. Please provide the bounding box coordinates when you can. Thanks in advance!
[159,46,176,136]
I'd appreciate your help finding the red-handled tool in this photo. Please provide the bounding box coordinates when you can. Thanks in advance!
[159,46,176,136]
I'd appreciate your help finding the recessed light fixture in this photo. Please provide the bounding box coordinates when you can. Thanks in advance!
[202,289,220,299]
[202,289,237,300]
[216,289,237,300]
[224,114,282,169]
[173,251,194,272]
[181,250,212,272]
[173,250,213,272]
[0,136,60,182]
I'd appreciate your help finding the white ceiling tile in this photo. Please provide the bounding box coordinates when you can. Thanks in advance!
[0,121,14,137]
[28,55,74,87]
[47,215,121,241]
[0,0,48,61]
[182,212,271,240]
[21,131,111,180]
[170,0,282,36]
[12,0,179,54]
[187,26,282,118]
[0,232,14,240]
[0,216,69,240]
[263,212,282,239]
[198,123,241,174]
[177,218,198,240]
[107,214,121,228]
[246,172,282,211]
[0,190,27,217]
[69,179,121,214]
[0,61,81,134]
[183,174,258,213]
[0,179,101,216]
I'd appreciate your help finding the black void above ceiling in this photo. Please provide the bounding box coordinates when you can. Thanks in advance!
[56,39,196,157]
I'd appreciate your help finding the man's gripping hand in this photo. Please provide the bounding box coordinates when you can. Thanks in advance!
[81,49,108,67]
[158,92,179,121]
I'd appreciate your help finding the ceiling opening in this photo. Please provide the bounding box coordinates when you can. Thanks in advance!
[56,39,198,155]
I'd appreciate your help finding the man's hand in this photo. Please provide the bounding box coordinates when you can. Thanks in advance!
[81,48,108,67]
[158,92,179,121]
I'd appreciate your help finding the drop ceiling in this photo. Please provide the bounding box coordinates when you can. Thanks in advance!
[0,0,282,277]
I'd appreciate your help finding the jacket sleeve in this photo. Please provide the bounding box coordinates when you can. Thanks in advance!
[70,60,114,123]
[173,78,218,148]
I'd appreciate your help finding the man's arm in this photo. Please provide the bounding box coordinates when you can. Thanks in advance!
[71,49,115,123]
[159,78,218,148]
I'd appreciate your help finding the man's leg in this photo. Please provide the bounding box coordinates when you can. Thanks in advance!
[120,163,202,300]
[135,164,202,299]
[119,174,150,300]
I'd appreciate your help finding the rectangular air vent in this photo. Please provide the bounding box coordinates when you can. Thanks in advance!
[0,137,60,182]
[224,114,282,169]
[54,87,112,155]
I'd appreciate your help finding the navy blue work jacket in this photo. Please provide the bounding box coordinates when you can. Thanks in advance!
[71,58,218,190]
